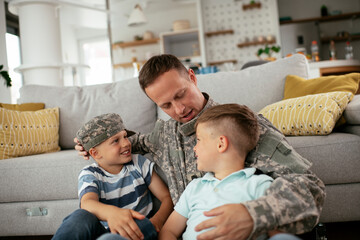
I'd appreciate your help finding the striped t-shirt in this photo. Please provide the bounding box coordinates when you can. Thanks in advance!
[78,154,154,228]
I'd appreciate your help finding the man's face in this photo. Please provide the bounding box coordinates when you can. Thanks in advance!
[144,69,206,123]
[194,123,219,172]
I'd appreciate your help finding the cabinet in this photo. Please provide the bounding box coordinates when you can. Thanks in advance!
[280,11,360,44]
[160,29,203,64]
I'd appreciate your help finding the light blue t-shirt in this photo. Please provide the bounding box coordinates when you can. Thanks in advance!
[174,168,273,240]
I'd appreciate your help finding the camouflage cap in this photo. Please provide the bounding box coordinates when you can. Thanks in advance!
[76,113,135,151]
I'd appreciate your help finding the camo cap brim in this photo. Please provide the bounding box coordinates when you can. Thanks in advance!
[76,113,135,151]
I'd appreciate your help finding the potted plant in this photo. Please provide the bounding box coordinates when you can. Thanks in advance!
[0,65,12,87]
[257,45,281,61]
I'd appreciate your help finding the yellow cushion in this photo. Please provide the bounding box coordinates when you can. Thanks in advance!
[0,107,60,160]
[0,103,45,111]
[284,73,360,100]
[259,92,353,136]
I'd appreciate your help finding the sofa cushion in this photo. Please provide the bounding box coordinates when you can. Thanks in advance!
[286,133,360,185]
[0,107,60,159]
[0,102,45,111]
[19,78,157,149]
[344,95,360,124]
[0,150,91,203]
[259,92,353,136]
[157,54,310,120]
[284,73,360,100]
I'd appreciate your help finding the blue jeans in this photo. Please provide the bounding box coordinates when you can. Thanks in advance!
[52,209,157,240]
[269,233,302,240]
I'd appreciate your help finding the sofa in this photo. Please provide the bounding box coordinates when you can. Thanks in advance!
[0,54,359,237]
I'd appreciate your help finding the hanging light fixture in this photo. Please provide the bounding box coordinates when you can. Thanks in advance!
[128,4,147,26]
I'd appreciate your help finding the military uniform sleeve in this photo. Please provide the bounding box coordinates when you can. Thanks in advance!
[130,119,165,156]
[243,115,326,238]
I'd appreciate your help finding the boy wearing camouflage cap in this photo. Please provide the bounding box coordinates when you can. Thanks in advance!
[52,113,173,240]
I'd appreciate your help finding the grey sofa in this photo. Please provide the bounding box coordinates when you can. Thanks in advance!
[0,54,359,237]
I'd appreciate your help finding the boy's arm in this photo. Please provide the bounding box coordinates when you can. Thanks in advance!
[147,171,174,232]
[81,192,145,240]
[159,210,187,240]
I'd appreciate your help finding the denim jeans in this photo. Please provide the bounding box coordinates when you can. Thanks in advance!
[52,209,157,240]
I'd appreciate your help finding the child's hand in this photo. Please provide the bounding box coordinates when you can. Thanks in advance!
[106,208,145,240]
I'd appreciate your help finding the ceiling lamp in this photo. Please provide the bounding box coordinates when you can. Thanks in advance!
[128,4,147,26]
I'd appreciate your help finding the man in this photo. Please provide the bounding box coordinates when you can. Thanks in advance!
[76,54,325,239]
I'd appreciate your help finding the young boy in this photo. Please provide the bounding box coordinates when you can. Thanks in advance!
[159,104,297,240]
[52,113,173,240]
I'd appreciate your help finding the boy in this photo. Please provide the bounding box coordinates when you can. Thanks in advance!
[159,104,299,240]
[53,113,173,240]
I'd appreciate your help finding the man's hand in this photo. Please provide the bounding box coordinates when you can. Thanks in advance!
[195,204,254,240]
[74,137,90,160]
[106,208,146,240]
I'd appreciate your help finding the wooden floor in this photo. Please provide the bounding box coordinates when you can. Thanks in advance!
[0,221,359,240]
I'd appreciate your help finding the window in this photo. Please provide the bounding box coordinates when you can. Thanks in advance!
[5,33,22,103]
[80,38,112,86]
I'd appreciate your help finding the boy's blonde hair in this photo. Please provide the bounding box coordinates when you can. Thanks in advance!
[195,104,259,155]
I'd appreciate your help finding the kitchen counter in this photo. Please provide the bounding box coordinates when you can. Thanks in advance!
[308,59,360,78]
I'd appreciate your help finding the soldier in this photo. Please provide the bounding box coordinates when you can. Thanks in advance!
[75,54,325,240]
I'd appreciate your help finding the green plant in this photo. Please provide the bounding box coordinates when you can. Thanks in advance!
[0,65,12,87]
[257,45,281,58]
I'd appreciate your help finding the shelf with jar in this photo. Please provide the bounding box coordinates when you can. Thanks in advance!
[208,59,238,66]
[279,11,360,25]
[242,2,261,11]
[205,30,234,37]
[320,34,360,44]
[237,38,276,48]
[112,38,160,49]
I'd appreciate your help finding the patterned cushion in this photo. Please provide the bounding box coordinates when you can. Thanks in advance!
[0,108,60,159]
[0,103,45,111]
[259,92,353,136]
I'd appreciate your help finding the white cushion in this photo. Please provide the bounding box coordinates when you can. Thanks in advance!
[19,78,157,149]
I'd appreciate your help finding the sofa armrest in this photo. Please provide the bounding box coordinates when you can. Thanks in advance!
[341,125,360,137]
[344,95,360,125]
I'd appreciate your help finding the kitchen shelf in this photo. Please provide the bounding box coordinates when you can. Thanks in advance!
[208,59,237,66]
[237,39,276,48]
[112,38,160,48]
[205,30,234,37]
[279,11,360,25]
[242,2,261,11]
[321,34,360,43]
[113,60,147,69]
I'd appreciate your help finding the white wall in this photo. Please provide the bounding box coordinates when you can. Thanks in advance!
[278,0,360,60]
[0,0,11,103]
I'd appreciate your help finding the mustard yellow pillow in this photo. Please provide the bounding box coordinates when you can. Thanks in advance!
[259,92,353,136]
[0,107,60,160]
[284,73,359,100]
[0,103,45,111]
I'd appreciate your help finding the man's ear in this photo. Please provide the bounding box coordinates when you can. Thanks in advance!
[188,69,198,85]
[218,136,229,153]
[89,147,101,160]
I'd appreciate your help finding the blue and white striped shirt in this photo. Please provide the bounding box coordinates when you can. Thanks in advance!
[78,154,154,228]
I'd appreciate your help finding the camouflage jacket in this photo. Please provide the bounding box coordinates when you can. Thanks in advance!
[131,93,325,238]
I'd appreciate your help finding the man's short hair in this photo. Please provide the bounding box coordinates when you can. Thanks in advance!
[139,54,189,92]
[195,104,260,155]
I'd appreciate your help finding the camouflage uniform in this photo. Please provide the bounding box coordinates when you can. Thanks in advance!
[131,93,325,238]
